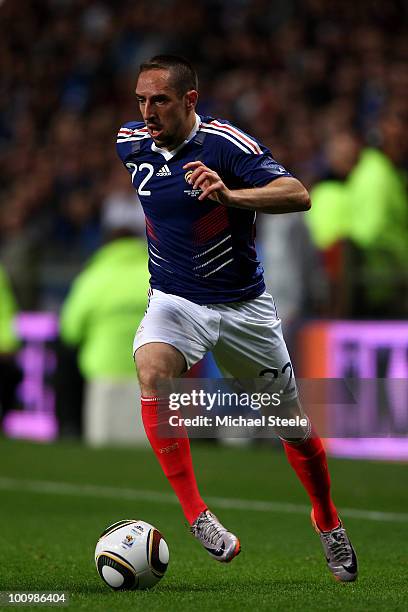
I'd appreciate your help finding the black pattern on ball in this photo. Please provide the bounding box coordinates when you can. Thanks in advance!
[96,553,138,590]
[147,529,168,577]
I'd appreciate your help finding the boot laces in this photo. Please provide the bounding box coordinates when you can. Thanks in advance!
[324,529,350,562]
[192,512,226,546]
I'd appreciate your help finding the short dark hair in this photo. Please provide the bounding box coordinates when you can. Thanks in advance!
[138,55,198,97]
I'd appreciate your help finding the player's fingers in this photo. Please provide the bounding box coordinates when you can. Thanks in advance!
[188,166,209,184]
[194,171,217,189]
[183,161,204,170]
[191,168,220,184]
[198,181,224,201]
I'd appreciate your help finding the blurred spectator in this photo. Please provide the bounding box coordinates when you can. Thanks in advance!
[0,266,18,354]
[0,195,43,309]
[50,189,102,262]
[0,265,22,419]
[306,131,361,250]
[59,201,149,445]
[305,131,361,316]
[260,212,326,355]
[347,113,408,317]
[101,166,145,236]
[0,0,407,317]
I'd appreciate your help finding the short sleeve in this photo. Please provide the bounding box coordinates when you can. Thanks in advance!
[116,121,147,164]
[225,141,292,187]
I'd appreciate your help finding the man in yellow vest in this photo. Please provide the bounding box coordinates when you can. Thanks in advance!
[347,113,408,316]
[60,202,150,445]
[0,265,21,419]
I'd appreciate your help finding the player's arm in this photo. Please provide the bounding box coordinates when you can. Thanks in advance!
[183,161,310,214]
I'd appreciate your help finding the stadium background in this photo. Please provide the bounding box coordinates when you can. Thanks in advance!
[0,1,407,610]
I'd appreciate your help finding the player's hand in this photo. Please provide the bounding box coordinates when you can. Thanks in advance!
[183,161,231,204]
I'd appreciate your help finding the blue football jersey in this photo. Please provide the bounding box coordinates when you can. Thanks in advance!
[116,114,292,304]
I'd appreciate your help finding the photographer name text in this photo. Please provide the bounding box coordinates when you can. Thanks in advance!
[168,414,308,428]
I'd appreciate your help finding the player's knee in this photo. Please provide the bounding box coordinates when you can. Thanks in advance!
[275,398,311,442]
[137,363,172,394]
[135,343,186,395]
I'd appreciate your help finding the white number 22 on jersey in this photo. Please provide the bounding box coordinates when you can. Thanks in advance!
[125,162,154,196]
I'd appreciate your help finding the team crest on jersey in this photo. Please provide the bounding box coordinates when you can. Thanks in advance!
[184,170,201,197]
[184,170,194,183]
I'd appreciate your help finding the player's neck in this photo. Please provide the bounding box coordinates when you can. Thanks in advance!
[166,113,197,152]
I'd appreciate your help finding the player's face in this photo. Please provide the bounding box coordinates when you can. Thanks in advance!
[135,69,197,150]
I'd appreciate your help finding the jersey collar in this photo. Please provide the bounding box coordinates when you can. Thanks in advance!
[150,113,201,161]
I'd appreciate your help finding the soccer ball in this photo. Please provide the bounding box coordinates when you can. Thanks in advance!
[95,519,169,590]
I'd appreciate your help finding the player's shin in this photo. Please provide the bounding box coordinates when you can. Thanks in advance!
[141,396,207,524]
[281,424,339,532]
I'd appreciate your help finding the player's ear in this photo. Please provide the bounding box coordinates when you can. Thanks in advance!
[185,90,198,111]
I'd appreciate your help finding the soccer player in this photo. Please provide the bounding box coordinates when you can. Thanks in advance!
[116,55,358,582]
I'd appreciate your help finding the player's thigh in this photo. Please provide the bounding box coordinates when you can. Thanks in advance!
[212,293,297,398]
[134,289,220,373]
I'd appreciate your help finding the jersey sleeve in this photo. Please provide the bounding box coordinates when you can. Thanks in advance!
[218,122,292,187]
[116,121,147,164]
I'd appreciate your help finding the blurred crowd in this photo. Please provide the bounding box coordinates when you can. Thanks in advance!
[0,0,407,317]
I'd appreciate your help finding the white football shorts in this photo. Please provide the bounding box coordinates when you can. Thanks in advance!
[133,289,297,400]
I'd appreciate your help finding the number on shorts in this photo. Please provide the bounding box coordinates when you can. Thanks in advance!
[259,361,293,394]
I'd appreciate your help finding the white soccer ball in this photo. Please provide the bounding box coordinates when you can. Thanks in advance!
[95,519,169,590]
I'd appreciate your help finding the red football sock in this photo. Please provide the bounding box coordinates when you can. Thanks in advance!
[141,396,207,525]
[282,435,339,532]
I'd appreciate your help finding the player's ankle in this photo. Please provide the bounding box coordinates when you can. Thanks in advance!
[312,507,339,532]
[190,507,209,526]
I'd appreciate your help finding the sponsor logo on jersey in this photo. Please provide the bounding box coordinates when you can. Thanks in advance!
[156,164,172,176]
